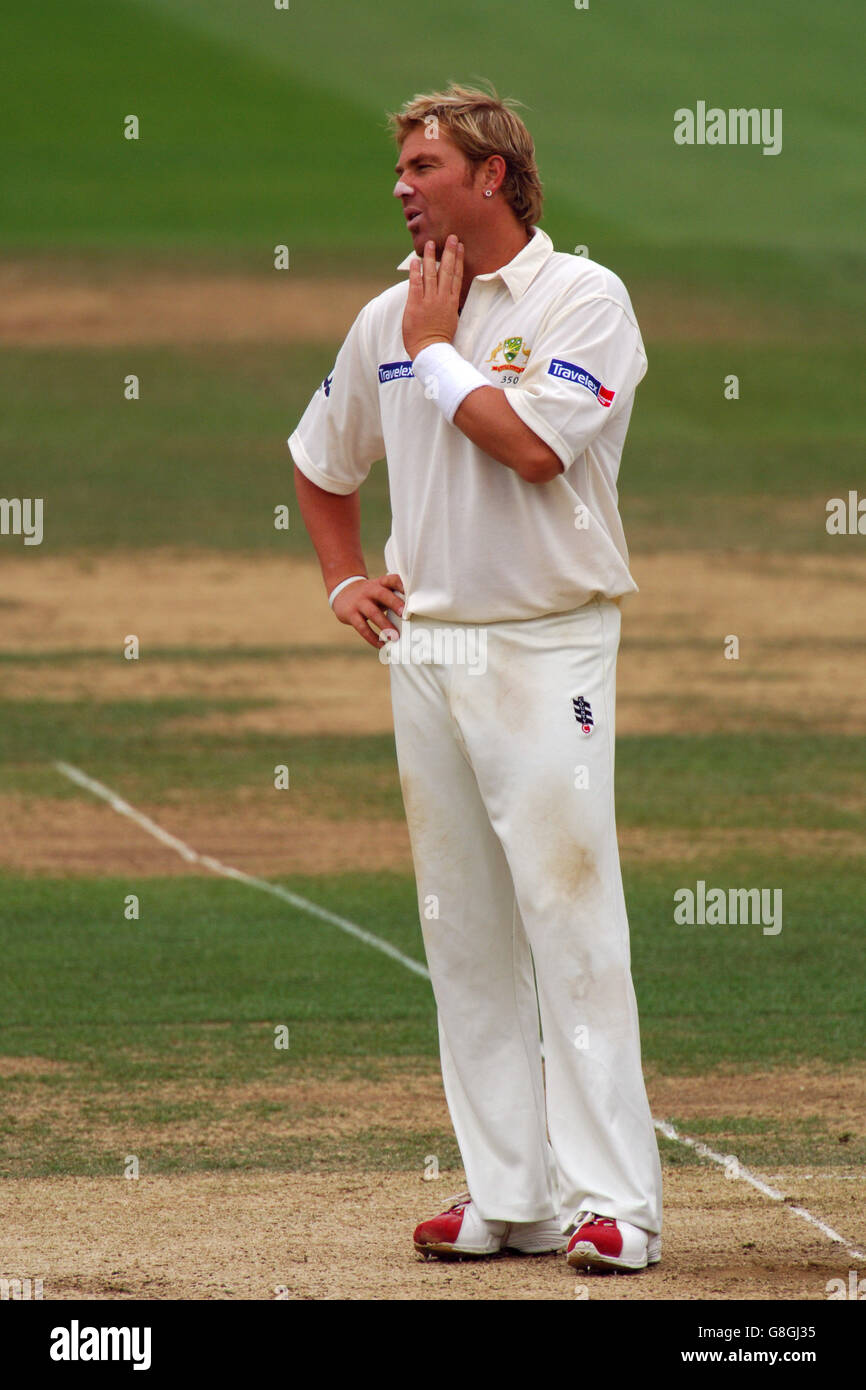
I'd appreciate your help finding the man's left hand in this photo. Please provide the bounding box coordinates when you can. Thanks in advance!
[402,234,464,360]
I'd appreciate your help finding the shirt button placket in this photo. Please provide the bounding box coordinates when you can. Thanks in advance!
[457,285,489,362]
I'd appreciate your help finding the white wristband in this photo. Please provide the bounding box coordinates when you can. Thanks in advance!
[413,342,488,424]
[328,574,367,609]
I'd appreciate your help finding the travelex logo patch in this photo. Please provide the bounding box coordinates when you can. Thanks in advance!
[548,358,615,407]
[378,360,414,384]
[321,368,334,397]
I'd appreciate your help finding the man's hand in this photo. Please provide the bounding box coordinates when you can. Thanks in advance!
[332,572,405,650]
[402,235,464,360]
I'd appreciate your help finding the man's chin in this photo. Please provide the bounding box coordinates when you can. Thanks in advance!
[409,230,440,258]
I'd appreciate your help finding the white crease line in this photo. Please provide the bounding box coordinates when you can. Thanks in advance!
[54,760,431,981]
[54,760,865,1261]
[655,1119,866,1261]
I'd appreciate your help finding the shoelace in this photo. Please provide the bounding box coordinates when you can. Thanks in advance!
[445,1190,472,1213]
[571,1210,615,1234]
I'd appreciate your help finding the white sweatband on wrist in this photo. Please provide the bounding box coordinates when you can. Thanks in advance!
[413,342,488,424]
[328,574,367,608]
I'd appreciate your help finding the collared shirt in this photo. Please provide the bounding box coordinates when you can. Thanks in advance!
[288,226,647,623]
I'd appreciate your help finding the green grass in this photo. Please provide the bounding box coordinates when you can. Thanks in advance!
[0,863,858,1071]
[623,344,866,550]
[627,858,865,1069]
[0,702,407,815]
[0,859,862,1175]
[0,873,431,1033]
[3,341,863,554]
[1,1114,463,1180]
[4,0,864,317]
[659,1116,866,1170]
[616,735,865,833]
[3,699,864,835]
[0,346,390,555]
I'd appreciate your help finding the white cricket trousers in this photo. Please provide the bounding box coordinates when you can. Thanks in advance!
[386,596,662,1235]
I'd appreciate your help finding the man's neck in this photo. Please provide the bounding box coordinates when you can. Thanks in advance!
[459,225,532,309]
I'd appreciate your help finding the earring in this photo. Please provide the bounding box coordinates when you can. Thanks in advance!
[484,189,493,198]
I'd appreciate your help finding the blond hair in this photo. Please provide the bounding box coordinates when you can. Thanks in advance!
[387,81,544,229]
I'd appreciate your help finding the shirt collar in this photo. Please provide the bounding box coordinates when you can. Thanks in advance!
[396,225,553,302]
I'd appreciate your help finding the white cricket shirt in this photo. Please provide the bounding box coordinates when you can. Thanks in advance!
[288,226,646,623]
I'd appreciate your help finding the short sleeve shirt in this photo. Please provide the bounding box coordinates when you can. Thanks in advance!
[288,226,646,623]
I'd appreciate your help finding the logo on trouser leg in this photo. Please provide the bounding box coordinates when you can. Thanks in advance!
[572,696,594,735]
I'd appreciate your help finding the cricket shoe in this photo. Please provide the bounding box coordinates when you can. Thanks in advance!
[413,1192,566,1259]
[565,1211,661,1273]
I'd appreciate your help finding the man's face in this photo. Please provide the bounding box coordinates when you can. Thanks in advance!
[393,125,484,257]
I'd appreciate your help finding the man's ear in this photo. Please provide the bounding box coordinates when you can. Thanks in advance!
[482,153,506,194]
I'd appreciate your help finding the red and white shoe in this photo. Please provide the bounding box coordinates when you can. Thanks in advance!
[565,1211,662,1272]
[414,1193,566,1259]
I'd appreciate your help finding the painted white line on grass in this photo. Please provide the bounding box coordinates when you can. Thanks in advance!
[655,1119,866,1261]
[55,760,864,1262]
[54,760,431,981]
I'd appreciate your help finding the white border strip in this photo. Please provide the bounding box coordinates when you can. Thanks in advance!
[55,759,865,1261]
[54,760,430,981]
[655,1119,866,1260]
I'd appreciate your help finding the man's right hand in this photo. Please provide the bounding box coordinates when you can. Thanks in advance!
[331,573,405,649]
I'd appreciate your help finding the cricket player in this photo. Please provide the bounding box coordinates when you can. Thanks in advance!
[290,84,662,1274]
